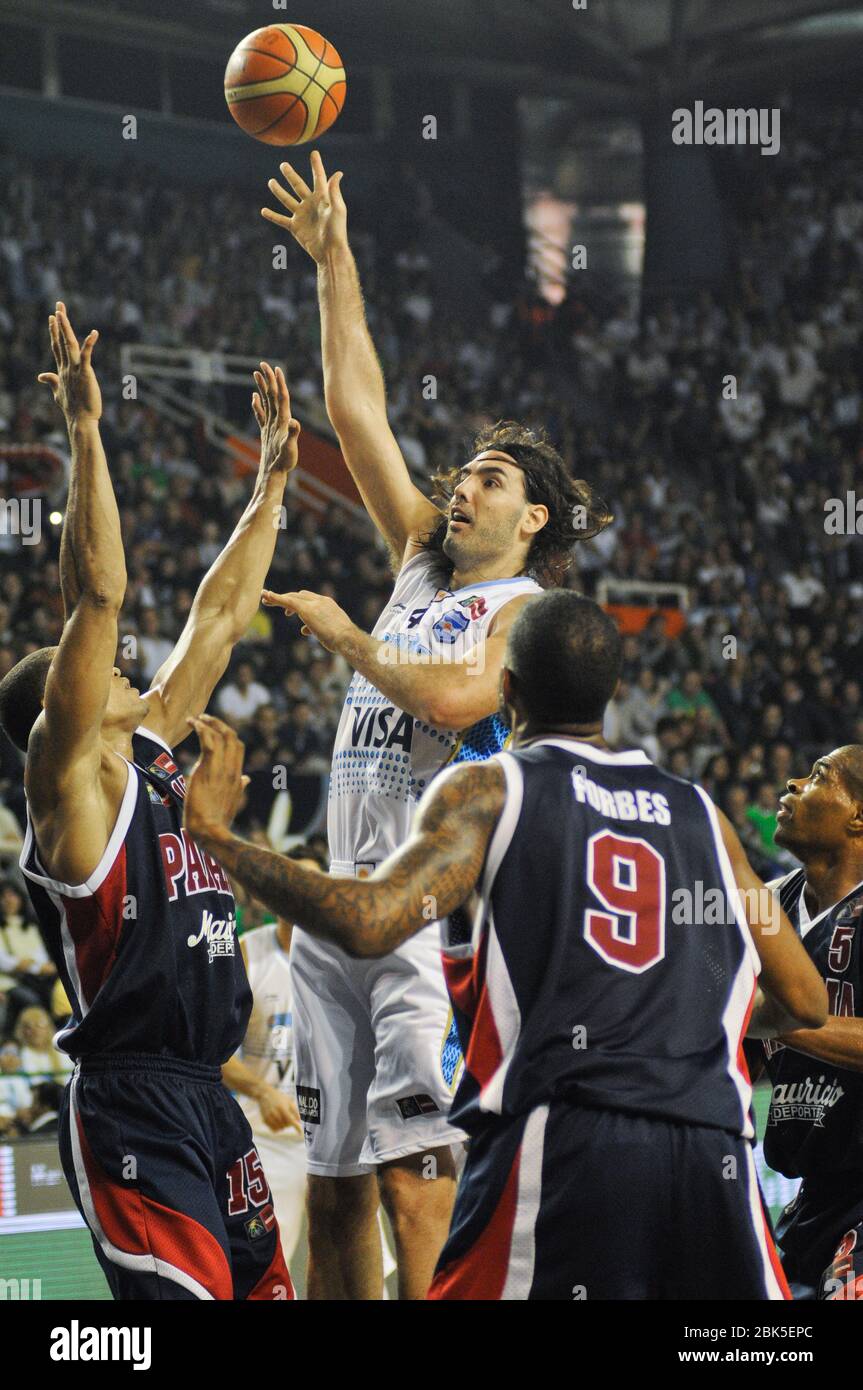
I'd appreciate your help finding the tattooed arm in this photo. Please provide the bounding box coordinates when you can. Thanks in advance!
[184,714,505,956]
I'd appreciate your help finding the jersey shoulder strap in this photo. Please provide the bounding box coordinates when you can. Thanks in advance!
[770,867,806,924]
[132,725,178,772]
[390,550,450,607]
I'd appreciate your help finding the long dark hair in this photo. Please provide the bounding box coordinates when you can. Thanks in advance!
[419,420,613,588]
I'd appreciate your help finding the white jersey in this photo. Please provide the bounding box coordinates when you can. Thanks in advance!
[328,550,541,867]
[236,923,301,1143]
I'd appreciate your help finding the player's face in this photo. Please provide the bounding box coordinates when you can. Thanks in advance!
[105,667,150,725]
[775,750,858,855]
[443,451,533,567]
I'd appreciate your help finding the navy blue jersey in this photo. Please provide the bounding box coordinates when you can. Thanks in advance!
[441,739,761,1138]
[20,727,250,1065]
[763,869,863,1181]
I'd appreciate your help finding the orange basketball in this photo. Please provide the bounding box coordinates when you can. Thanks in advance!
[224,24,346,146]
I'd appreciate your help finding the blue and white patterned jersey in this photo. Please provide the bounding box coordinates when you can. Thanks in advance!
[328,550,540,867]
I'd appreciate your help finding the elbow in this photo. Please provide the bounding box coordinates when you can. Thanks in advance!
[408,679,470,730]
[422,695,471,731]
[341,932,383,960]
[78,582,125,613]
[790,982,829,1031]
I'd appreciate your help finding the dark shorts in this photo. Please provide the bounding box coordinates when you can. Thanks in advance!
[59,1053,294,1301]
[428,1102,789,1301]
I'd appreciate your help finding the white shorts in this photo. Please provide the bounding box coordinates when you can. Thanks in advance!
[252,1130,308,1262]
[290,915,466,1177]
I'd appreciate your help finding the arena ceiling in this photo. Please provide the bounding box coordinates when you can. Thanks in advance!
[8,0,863,106]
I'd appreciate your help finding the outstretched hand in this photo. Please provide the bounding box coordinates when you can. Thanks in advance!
[185,714,250,843]
[262,587,355,652]
[252,361,300,475]
[37,302,101,424]
[261,149,347,264]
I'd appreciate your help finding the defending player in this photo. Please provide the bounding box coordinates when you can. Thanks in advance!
[0,305,298,1300]
[260,150,612,1300]
[183,591,827,1300]
[757,748,863,1299]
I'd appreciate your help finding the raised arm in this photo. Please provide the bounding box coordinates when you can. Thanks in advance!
[716,809,827,1036]
[26,305,126,878]
[262,151,441,565]
[184,715,504,957]
[143,364,298,748]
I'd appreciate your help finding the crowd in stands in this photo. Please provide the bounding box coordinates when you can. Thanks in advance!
[0,100,860,1098]
[0,876,72,1133]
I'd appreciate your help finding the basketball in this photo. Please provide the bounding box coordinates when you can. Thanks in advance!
[224,24,346,146]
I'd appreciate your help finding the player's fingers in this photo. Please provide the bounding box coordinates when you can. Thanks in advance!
[328,170,345,208]
[56,303,80,364]
[191,713,232,754]
[50,314,68,368]
[310,149,327,193]
[261,207,293,232]
[274,364,289,399]
[209,712,244,766]
[279,160,312,200]
[261,589,294,610]
[36,373,60,390]
[267,178,300,212]
[273,365,292,419]
[190,716,219,756]
[260,361,277,408]
[252,370,268,416]
[48,315,62,367]
[195,712,238,742]
[251,392,264,427]
[228,736,246,786]
[80,329,99,365]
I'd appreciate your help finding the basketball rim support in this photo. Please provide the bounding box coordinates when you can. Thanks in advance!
[119,344,369,525]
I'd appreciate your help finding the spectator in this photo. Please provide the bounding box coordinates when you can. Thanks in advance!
[0,1041,31,1130]
[13,1006,74,1082]
[665,671,719,722]
[724,784,784,880]
[136,607,174,683]
[0,792,23,868]
[217,660,271,729]
[746,781,784,860]
[0,882,56,1008]
[19,1079,62,1136]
